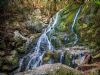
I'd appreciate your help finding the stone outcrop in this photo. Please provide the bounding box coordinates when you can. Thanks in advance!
[15,63,82,75]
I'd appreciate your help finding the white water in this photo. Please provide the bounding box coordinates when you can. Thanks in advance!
[71,6,81,45]
[18,6,83,71]
[60,51,64,63]
[18,9,63,71]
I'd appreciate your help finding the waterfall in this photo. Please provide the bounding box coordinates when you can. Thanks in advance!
[18,6,82,72]
[71,6,81,45]
[18,9,63,71]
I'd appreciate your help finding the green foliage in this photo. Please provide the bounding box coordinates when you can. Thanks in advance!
[75,2,100,51]
[93,0,100,5]
[43,52,52,63]
[93,53,100,59]
[56,22,66,32]
[64,52,72,67]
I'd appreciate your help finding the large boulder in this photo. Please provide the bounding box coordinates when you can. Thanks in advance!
[15,63,82,75]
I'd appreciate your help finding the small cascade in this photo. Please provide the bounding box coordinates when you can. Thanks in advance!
[48,58,54,64]
[18,6,82,72]
[60,51,64,63]
[71,6,81,45]
[68,46,87,67]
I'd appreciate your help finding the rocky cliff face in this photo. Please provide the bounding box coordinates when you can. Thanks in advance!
[0,0,67,73]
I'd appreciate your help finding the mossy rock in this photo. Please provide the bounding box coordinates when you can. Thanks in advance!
[43,51,54,63]
[64,51,72,67]
[15,38,25,48]
[52,51,59,62]
[87,68,100,75]
[16,46,25,53]
[43,51,61,63]
[93,53,100,62]
[3,50,18,65]
[4,55,18,65]
[93,53,100,59]
[15,63,82,75]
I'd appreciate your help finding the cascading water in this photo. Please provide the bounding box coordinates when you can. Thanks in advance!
[18,9,63,71]
[18,6,84,72]
[71,6,81,45]
[60,51,64,63]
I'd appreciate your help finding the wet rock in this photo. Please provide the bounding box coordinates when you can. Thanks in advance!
[43,50,65,64]
[82,52,92,64]
[43,51,53,63]
[15,63,82,75]
[43,51,59,64]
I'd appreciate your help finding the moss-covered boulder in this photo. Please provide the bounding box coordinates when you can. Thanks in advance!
[15,63,82,75]
[86,68,100,75]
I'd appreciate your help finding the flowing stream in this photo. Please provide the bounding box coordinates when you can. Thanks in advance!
[18,6,85,72]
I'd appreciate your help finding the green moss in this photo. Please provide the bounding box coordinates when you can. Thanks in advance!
[52,51,59,62]
[94,0,100,5]
[51,37,62,49]
[3,50,18,65]
[43,52,53,63]
[16,46,25,53]
[88,69,100,75]
[93,53,100,59]
[56,22,66,32]
[6,55,18,65]
[48,66,82,75]
[56,68,72,75]
[64,52,72,67]
[75,2,100,51]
